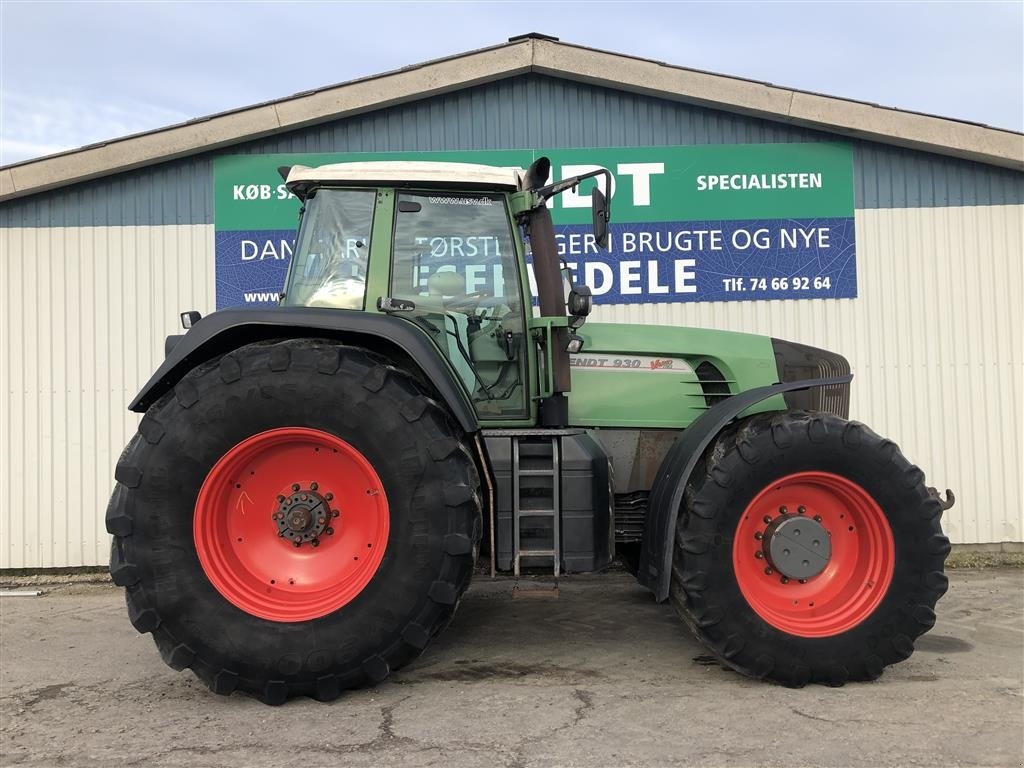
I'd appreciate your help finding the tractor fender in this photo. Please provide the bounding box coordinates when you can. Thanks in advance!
[129,307,479,432]
[638,374,854,602]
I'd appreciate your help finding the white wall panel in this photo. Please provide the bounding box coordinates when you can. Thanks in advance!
[1,224,214,568]
[1,205,1021,567]
[593,204,1023,545]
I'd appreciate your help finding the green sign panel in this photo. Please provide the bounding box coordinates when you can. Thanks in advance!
[213,143,856,307]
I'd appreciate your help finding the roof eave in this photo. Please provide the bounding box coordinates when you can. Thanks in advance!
[0,39,535,202]
[530,39,1024,172]
[2,36,1021,203]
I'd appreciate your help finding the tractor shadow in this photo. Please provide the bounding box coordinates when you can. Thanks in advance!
[392,571,709,685]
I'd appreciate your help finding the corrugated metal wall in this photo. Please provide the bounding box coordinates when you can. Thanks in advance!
[0,225,214,567]
[595,204,1024,546]
[2,72,1022,566]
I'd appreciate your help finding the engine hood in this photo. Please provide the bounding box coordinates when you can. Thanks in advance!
[567,322,783,429]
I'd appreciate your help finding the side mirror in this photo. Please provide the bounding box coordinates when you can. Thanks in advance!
[180,310,202,330]
[592,188,610,249]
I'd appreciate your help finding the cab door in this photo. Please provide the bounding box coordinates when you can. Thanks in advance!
[388,191,532,421]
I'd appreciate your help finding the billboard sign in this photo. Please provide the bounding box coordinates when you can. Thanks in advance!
[213,144,856,309]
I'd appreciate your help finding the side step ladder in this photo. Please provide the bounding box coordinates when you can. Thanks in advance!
[512,435,561,577]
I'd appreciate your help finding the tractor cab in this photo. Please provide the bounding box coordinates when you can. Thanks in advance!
[280,159,607,423]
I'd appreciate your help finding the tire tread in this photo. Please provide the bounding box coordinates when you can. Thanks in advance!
[106,339,481,704]
[670,410,949,687]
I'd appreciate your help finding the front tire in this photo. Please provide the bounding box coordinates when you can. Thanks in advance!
[671,411,950,687]
[107,339,481,704]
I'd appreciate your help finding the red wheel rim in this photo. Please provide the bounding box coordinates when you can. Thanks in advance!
[194,428,389,622]
[731,471,894,638]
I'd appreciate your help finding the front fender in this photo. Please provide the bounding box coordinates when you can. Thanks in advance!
[130,307,479,433]
[638,374,854,602]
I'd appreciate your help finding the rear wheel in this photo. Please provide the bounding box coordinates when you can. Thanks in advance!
[671,411,949,686]
[107,339,481,704]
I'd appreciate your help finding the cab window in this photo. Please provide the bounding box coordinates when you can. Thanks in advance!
[390,192,529,418]
[283,189,375,309]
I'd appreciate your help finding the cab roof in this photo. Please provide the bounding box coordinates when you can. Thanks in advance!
[285,161,527,193]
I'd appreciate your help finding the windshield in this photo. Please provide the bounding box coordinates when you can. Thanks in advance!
[282,189,376,309]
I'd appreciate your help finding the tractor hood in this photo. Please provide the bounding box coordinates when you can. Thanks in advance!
[567,323,849,429]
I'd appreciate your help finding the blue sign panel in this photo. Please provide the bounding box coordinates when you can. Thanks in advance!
[213,145,857,309]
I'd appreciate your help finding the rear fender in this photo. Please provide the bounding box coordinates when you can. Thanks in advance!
[131,308,479,432]
[637,374,853,602]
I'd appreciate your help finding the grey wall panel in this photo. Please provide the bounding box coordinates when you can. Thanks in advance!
[0,157,214,228]
[2,74,1022,229]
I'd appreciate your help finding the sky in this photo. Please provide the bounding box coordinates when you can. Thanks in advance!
[1,1,1022,166]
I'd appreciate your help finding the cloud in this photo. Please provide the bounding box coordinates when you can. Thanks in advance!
[1,1,1020,167]
[0,92,189,164]
[0,138,74,165]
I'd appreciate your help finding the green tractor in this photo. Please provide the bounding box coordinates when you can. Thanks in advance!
[107,157,950,704]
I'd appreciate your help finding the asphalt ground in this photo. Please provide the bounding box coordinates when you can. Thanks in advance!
[1,569,1022,768]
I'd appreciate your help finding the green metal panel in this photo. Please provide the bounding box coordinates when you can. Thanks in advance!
[2,74,1022,229]
[567,322,782,428]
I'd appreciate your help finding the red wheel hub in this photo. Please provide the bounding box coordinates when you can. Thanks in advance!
[194,428,389,622]
[731,471,894,638]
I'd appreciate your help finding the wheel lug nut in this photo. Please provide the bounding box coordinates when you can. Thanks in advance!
[325,527,334,536]
[277,495,285,503]
[780,576,790,584]
[318,517,325,525]
[799,579,807,584]
[763,515,772,524]
[310,482,318,490]
[292,540,301,548]
[797,506,806,515]
[779,506,788,515]
[814,515,822,522]
[292,483,300,492]
[332,510,339,518]
[325,493,333,501]
[311,538,320,547]
[754,532,763,541]
[755,551,764,559]
[764,567,774,576]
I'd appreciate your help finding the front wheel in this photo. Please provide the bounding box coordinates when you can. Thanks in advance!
[671,411,950,686]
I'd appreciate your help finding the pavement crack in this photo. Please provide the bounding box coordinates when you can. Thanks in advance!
[790,707,832,723]
[358,694,418,751]
[790,707,908,727]
[379,702,399,740]
[570,688,594,726]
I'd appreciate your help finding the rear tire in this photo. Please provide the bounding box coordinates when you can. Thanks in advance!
[107,339,481,704]
[671,410,949,687]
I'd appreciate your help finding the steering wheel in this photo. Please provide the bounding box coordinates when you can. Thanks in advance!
[445,291,493,314]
